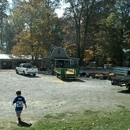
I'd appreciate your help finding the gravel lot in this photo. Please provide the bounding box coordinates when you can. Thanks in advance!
[0,70,130,126]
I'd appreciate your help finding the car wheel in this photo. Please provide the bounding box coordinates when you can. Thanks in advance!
[16,69,19,74]
[128,85,130,92]
[56,73,59,77]
[33,74,36,76]
[23,71,26,76]
[111,80,116,85]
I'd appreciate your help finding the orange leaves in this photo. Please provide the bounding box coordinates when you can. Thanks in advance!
[84,50,94,61]
[126,37,130,42]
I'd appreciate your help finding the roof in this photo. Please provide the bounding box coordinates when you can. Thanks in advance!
[0,54,32,60]
[50,47,69,58]
[0,54,13,59]
[50,47,80,60]
[52,57,70,60]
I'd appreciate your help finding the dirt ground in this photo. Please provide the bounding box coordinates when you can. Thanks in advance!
[0,70,130,128]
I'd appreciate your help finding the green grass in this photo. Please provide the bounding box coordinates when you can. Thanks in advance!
[3,108,130,130]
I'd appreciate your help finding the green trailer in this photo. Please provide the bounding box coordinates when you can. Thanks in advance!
[54,67,79,79]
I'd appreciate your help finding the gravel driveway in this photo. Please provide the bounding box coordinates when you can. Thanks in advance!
[0,70,130,126]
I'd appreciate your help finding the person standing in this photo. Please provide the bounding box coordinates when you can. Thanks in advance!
[12,90,27,125]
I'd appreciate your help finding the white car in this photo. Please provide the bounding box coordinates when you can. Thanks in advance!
[16,63,38,76]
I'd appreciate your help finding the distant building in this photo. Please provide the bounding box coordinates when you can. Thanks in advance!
[0,47,79,69]
[0,54,41,69]
[41,47,80,69]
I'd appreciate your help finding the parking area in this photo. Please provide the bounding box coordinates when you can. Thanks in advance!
[0,70,130,125]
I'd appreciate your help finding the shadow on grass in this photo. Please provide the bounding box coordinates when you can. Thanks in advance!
[117,90,130,94]
[18,121,32,127]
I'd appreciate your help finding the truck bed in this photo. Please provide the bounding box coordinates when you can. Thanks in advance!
[54,67,79,79]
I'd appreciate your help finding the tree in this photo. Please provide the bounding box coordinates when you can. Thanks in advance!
[96,0,130,66]
[0,0,8,52]
[63,0,116,65]
[64,0,85,64]
[10,0,63,60]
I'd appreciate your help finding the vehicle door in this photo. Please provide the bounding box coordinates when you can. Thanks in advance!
[18,64,23,72]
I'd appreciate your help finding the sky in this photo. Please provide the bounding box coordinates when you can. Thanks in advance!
[7,0,67,17]
[7,0,12,3]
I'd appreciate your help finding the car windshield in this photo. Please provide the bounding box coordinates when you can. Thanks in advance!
[27,64,32,68]
[23,64,32,68]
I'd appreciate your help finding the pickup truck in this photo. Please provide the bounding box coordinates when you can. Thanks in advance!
[16,63,38,76]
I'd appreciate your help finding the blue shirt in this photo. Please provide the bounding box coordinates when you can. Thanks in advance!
[13,96,26,111]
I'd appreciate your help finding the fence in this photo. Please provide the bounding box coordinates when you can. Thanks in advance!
[114,66,130,75]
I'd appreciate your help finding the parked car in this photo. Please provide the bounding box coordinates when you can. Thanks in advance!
[16,63,38,76]
[111,78,129,86]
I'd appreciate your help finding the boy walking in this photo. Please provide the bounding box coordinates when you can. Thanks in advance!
[12,90,27,125]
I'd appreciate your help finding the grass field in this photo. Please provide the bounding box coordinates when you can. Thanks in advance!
[2,106,130,130]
